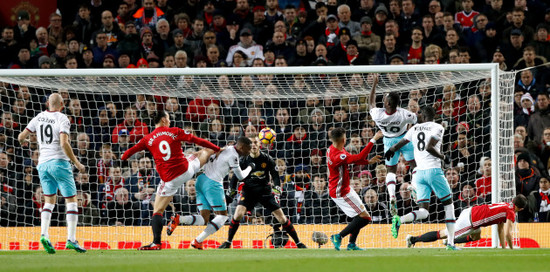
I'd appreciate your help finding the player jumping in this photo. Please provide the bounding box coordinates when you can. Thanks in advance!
[369,75,417,216]
[18,93,87,254]
[218,137,307,249]
[328,127,383,250]
[121,110,220,250]
[406,194,527,249]
[385,106,458,250]
[166,137,253,250]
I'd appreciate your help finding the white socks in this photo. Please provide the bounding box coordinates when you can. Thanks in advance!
[444,203,456,246]
[196,215,228,243]
[386,172,397,199]
[41,203,55,238]
[181,215,206,226]
[401,208,429,224]
[66,202,78,242]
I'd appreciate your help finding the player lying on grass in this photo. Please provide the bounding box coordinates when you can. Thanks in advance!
[328,127,383,250]
[385,106,458,250]
[121,110,220,250]
[18,93,87,254]
[406,194,527,249]
[369,74,417,216]
[218,137,306,249]
[166,137,253,250]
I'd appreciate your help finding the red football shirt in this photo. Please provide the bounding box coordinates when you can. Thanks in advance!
[122,127,220,182]
[327,142,374,198]
[471,202,516,228]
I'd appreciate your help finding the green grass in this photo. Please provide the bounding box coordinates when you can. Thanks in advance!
[1,249,549,272]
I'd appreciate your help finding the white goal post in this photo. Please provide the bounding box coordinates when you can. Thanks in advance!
[0,64,517,249]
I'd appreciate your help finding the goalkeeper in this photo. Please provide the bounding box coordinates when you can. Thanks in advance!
[218,137,306,249]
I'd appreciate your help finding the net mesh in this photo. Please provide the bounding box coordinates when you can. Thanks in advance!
[0,66,515,249]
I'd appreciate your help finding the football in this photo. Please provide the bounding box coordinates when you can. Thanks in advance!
[258,127,276,144]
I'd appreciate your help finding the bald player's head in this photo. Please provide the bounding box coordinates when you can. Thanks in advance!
[48,93,64,111]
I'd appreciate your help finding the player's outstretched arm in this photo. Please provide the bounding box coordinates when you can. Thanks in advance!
[60,133,85,172]
[186,133,221,152]
[369,73,379,110]
[385,138,410,161]
[349,131,383,165]
[121,139,146,161]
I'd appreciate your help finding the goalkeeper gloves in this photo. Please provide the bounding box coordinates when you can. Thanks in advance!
[225,189,237,204]
[248,162,256,171]
[272,186,282,204]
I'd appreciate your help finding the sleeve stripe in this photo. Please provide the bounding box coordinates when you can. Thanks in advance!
[25,128,35,133]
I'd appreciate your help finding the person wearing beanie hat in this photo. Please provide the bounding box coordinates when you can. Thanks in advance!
[38,55,52,69]
[139,26,163,62]
[516,152,540,221]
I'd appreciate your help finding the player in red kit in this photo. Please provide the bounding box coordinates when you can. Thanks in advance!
[406,194,527,249]
[327,127,383,250]
[121,110,221,250]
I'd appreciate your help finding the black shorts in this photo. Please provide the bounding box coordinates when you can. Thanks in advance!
[238,185,280,212]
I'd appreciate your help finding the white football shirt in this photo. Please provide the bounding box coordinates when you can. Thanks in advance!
[370,107,417,138]
[203,145,240,183]
[25,111,71,165]
[403,121,444,170]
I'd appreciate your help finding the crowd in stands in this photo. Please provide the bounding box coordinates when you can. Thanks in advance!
[1,0,550,227]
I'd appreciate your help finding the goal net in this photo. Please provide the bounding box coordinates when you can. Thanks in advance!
[0,65,516,250]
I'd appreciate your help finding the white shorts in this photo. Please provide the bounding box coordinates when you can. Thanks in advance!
[444,207,477,238]
[156,155,200,197]
[331,190,366,218]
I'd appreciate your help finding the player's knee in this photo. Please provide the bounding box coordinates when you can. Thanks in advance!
[417,208,429,220]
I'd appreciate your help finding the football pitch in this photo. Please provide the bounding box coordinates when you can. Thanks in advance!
[1,249,549,272]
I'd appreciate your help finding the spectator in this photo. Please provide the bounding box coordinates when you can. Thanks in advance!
[457,183,482,212]
[455,0,479,29]
[226,28,264,66]
[133,0,166,30]
[501,30,526,69]
[76,191,100,226]
[374,34,405,65]
[9,47,34,69]
[445,167,462,202]
[363,188,390,223]
[111,106,149,144]
[354,16,381,64]
[396,182,417,216]
[516,152,541,222]
[92,11,124,47]
[338,4,360,37]
[302,175,330,224]
[406,27,425,64]
[0,27,19,68]
[527,93,550,146]
[96,143,114,185]
[47,13,64,47]
[515,93,535,128]
[92,32,118,65]
[502,8,535,45]
[475,157,492,202]
[104,187,141,226]
[534,175,550,222]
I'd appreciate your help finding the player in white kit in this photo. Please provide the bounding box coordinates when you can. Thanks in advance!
[17,93,87,254]
[385,106,458,250]
[166,137,253,250]
[369,75,417,216]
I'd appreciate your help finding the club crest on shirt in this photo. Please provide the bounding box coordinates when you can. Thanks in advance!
[261,163,267,168]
